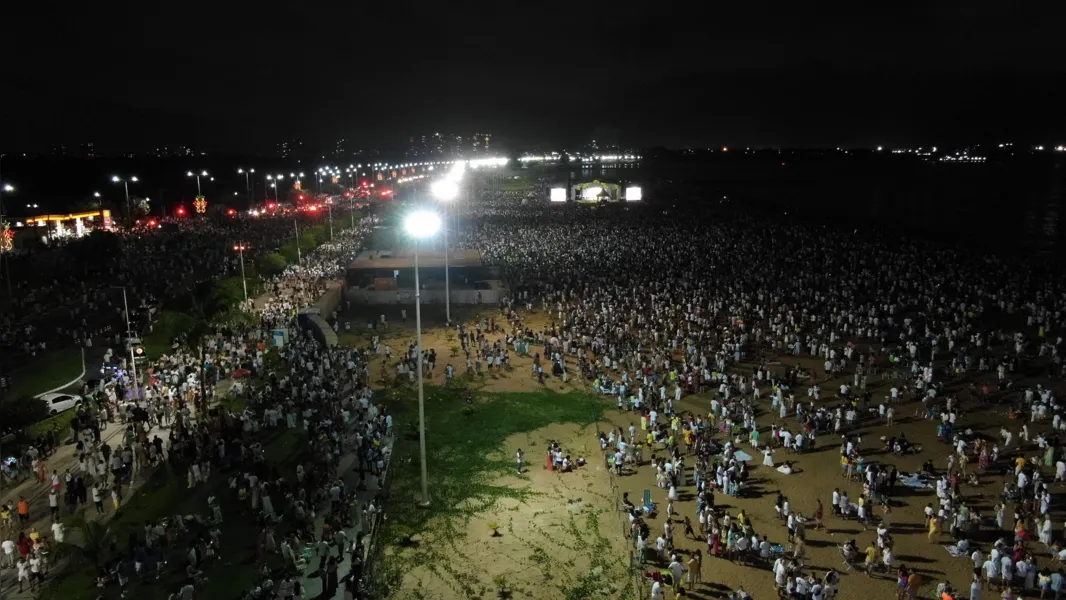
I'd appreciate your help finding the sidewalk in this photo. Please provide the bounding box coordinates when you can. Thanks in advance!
[296,437,391,600]
[0,416,176,598]
[0,381,236,598]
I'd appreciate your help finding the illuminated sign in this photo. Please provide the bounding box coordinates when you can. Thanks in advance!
[25,210,114,224]
[0,223,13,253]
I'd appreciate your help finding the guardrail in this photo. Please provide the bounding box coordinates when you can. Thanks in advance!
[357,430,395,595]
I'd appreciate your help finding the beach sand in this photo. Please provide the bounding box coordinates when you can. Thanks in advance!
[343,303,1047,600]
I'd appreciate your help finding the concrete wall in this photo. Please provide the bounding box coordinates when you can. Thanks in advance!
[313,282,344,316]
[345,288,507,305]
[297,286,341,348]
[307,314,338,347]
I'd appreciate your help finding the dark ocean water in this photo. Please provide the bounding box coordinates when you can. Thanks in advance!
[565,154,1066,256]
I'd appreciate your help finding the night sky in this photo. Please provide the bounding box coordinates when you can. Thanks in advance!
[4,2,1065,153]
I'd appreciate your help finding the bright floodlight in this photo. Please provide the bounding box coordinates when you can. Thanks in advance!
[405,210,442,239]
[446,161,467,181]
[432,179,459,201]
[131,176,139,182]
[625,186,642,201]
[550,188,567,202]
[186,171,194,176]
[112,175,121,182]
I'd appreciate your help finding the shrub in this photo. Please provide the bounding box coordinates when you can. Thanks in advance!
[258,252,288,277]
[0,396,50,437]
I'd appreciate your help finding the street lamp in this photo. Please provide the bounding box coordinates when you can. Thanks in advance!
[431,179,459,323]
[238,168,255,205]
[233,243,248,300]
[111,285,140,394]
[404,209,442,506]
[266,174,284,204]
[111,175,138,225]
[327,197,333,240]
[293,217,301,264]
[186,170,209,196]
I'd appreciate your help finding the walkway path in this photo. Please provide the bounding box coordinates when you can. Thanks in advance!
[0,415,175,597]
[0,379,236,599]
[295,444,389,600]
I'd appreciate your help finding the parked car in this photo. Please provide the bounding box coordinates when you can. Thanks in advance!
[36,393,80,415]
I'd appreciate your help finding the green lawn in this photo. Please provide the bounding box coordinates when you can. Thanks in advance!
[4,346,84,399]
[369,384,612,596]
[41,427,308,600]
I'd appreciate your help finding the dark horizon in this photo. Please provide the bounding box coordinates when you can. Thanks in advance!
[3,2,1066,153]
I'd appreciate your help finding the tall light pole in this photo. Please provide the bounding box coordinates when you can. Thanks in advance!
[186,170,209,196]
[327,199,334,240]
[294,218,301,264]
[233,243,248,300]
[266,174,284,205]
[111,175,139,226]
[404,209,442,506]
[431,179,459,323]
[238,168,255,205]
[112,285,139,395]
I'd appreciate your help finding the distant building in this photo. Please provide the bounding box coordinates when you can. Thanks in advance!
[406,131,492,159]
[473,133,491,155]
[278,139,303,159]
[80,142,97,158]
[335,138,347,158]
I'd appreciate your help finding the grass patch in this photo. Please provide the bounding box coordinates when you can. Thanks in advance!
[4,346,84,399]
[370,384,618,598]
[41,427,308,600]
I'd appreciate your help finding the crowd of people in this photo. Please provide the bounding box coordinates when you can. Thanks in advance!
[7,178,1066,599]
[1,219,387,599]
[0,213,345,375]
[451,193,1066,599]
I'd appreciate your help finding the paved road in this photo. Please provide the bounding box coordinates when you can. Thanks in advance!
[56,345,108,395]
